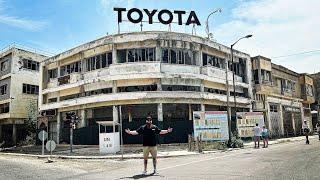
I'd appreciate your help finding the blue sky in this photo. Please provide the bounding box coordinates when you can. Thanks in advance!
[0,0,319,73]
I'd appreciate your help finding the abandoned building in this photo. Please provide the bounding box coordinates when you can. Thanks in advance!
[309,72,320,129]
[39,31,253,144]
[251,56,315,138]
[0,45,47,145]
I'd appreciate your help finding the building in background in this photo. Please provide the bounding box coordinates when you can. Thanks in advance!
[310,73,320,129]
[0,45,47,145]
[39,31,253,145]
[251,56,315,138]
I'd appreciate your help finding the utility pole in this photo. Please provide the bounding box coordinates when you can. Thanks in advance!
[67,112,79,153]
[226,58,232,144]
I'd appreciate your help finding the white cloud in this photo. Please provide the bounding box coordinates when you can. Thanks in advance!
[215,0,320,73]
[0,0,47,31]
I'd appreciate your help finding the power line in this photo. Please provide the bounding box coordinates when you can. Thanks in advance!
[271,49,320,58]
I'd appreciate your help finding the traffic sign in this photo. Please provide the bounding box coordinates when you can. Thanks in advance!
[46,140,56,152]
[38,130,48,142]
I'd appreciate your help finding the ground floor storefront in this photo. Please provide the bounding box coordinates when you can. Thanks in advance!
[47,103,250,145]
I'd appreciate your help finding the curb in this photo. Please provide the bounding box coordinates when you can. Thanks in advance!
[0,135,317,160]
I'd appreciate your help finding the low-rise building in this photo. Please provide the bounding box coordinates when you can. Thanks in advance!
[251,56,315,137]
[39,31,253,145]
[0,45,47,145]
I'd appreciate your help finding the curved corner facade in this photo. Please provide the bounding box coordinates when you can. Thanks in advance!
[39,31,252,144]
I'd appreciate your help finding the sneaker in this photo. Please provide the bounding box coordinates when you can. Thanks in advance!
[153,169,158,174]
[142,171,147,175]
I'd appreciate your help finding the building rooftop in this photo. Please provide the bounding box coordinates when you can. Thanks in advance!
[0,44,52,58]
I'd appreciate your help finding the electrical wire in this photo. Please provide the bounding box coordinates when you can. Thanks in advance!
[271,49,320,59]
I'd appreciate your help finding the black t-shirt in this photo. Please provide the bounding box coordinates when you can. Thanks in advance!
[136,124,161,146]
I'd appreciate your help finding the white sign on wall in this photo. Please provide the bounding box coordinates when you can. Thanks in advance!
[99,132,120,154]
[193,111,229,141]
[237,112,265,137]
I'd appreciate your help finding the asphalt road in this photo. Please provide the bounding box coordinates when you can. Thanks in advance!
[0,139,319,180]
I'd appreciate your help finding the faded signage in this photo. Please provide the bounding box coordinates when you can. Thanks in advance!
[193,111,229,141]
[237,112,265,137]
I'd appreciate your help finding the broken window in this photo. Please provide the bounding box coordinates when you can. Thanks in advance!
[86,52,112,71]
[48,98,57,103]
[60,61,81,76]
[22,84,39,95]
[22,59,39,71]
[48,68,58,79]
[162,48,196,65]
[202,53,226,69]
[253,70,259,84]
[0,84,7,95]
[118,85,157,92]
[270,104,278,112]
[0,103,9,114]
[162,85,200,92]
[170,49,177,64]
[0,60,8,71]
[204,87,227,95]
[118,48,155,63]
[261,70,271,83]
[162,49,169,63]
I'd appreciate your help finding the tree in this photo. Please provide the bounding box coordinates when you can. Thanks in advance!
[22,100,38,145]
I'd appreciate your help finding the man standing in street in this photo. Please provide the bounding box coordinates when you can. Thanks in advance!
[253,123,261,148]
[125,116,173,175]
[302,120,310,144]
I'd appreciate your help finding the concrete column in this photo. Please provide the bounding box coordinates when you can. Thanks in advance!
[300,102,305,123]
[292,113,296,135]
[112,80,117,93]
[80,109,87,128]
[112,44,117,64]
[201,104,205,111]
[199,50,203,66]
[157,80,162,91]
[279,104,285,136]
[157,103,164,144]
[56,112,61,144]
[113,106,119,132]
[258,69,262,84]
[158,103,163,122]
[12,124,16,145]
[155,45,161,62]
[200,82,205,112]
[189,104,192,121]
[266,102,272,132]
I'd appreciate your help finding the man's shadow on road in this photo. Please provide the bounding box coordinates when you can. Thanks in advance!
[118,173,164,179]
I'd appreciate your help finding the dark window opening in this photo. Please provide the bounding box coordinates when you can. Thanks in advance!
[22,84,39,95]
[22,59,39,71]
[0,84,7,95]
[162,85,200,92]
[0,103,9,114]
[118,85,157,92]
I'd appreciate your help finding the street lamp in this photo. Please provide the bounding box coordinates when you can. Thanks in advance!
[206,8,222,39]
[227,34,252,145]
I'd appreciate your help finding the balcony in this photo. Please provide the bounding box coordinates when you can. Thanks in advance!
[201,66,243,83]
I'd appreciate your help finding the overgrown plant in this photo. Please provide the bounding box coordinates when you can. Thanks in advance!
[228,131,244,148]
[21,100,38,145]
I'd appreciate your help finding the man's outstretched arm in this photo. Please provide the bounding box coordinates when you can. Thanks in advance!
[125,128,139,135]
[159,127,173,135]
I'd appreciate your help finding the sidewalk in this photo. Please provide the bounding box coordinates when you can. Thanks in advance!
[0,135,318,160]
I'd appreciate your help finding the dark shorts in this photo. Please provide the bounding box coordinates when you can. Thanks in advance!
[254,136,260,141]
[262,136,268,140]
